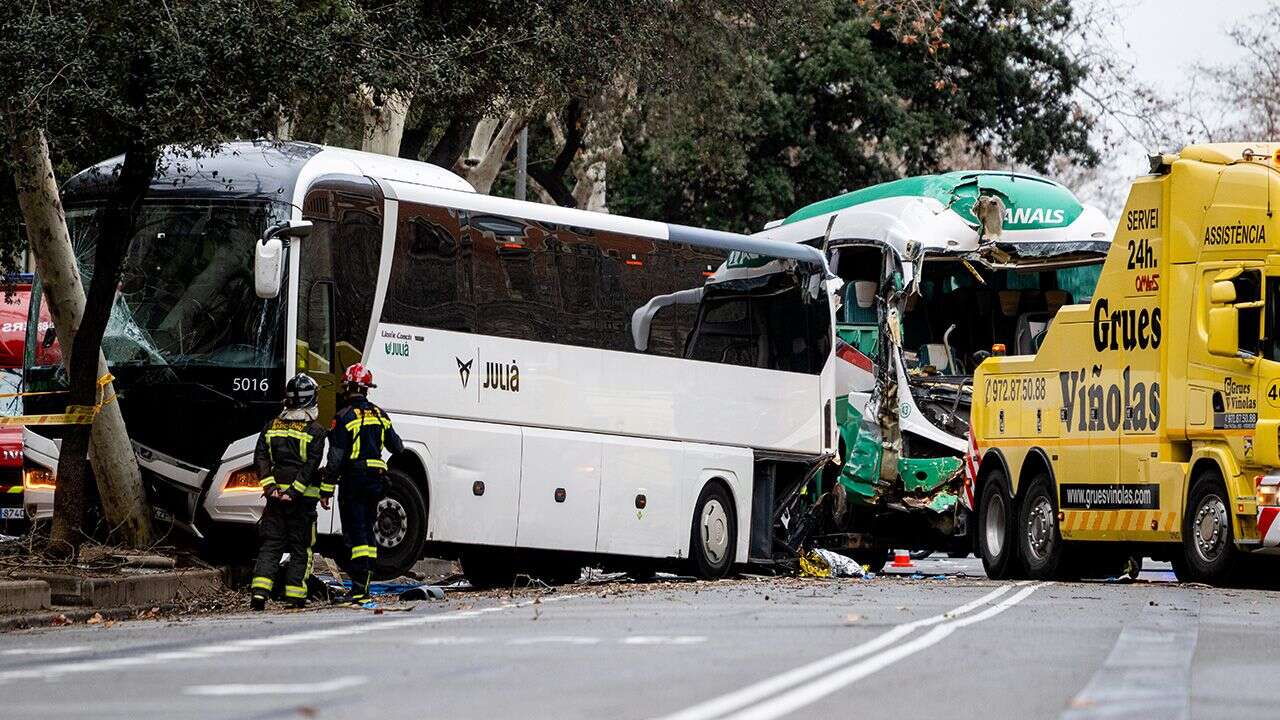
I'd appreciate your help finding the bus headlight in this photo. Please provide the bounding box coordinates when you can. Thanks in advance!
[224,468,261,493]
[23,465,56,490]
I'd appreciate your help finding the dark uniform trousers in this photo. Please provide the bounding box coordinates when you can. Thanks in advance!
[339,469,383,599]
[252,500,316,601]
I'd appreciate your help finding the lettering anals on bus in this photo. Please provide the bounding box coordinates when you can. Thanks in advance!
[1091,298,1161,352]
[482,360,519,392]
[1060,365,1160,432]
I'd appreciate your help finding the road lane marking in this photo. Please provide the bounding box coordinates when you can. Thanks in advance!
[623,636,707,645]
[724,584,1045,720]
[1061,613,1198,720]
[0,646,90,656]
[650,584,1019,720]
[415,636,485,645]
[184,675,367,696]
[0,593,583,684]
[508,636,601,645]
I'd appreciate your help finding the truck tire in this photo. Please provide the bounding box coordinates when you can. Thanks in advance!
[1017,473,1067,580]
[978,469,1021,579]
[688,482,736,579]
[372,469,427,580]
[1176,470,1240,585]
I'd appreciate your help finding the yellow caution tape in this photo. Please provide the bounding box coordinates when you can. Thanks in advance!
[0,374,117,426]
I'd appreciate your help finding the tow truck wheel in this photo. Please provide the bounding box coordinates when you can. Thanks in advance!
[1176,470,1240,585]
[978,469,1021,579]
[372,469,427,580]
[1017,473,1066,580]
[688,482,736,580]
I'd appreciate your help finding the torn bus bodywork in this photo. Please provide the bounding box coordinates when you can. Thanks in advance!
[756,171,1113,560]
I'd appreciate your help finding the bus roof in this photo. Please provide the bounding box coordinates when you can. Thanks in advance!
[64,141,829,274]
[756,170,1113,265]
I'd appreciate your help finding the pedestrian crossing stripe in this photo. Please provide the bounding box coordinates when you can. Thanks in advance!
[1061,509,1179,533]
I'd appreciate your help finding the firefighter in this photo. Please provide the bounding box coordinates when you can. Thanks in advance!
[328,363,403,603]
[249,374,328,611]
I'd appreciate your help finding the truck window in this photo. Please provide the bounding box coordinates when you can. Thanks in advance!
[1265,277,1280,362]
[1235,269,1262,356]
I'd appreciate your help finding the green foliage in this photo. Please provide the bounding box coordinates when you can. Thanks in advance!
[610,0,1097,231]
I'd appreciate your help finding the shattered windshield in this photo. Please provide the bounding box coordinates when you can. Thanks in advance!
[0,370,20,417]
[61,201,287,370]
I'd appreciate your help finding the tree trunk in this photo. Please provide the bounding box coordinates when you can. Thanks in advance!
[361,89,411,157]
[422,116,478,167]
[458,115,525,194]
[529,101,585,207]
[9,127,152,552]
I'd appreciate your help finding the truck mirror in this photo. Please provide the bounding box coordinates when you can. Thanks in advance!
[1210,280,1237,304]
[1207,306,1239,357]
[1256,420,1280,468]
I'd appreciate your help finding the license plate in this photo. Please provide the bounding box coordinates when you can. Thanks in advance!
[152,507,173,522]
[0,508,25,520]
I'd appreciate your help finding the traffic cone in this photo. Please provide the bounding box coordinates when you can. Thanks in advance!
[891,549,914,570]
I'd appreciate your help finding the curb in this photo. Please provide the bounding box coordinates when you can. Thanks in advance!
[0,603,179,632]
[0,581,51,612]
[18,568,226,608]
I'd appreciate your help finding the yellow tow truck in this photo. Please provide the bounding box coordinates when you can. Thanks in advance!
[967,143,1280,584]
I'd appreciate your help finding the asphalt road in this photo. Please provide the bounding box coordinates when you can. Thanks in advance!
[1,555,1275,720]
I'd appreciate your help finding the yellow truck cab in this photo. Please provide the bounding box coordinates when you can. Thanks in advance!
[969,143,1280,584]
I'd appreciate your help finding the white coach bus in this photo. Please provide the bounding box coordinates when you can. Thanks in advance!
[22,141,839,583]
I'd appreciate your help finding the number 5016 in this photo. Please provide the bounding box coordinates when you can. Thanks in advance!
[233,378,270,392]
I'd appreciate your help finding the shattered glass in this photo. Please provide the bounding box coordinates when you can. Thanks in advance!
[62,202,286,372]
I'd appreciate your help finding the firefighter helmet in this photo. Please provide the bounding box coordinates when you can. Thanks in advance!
[342,363,376,389]
[284,373,318,409]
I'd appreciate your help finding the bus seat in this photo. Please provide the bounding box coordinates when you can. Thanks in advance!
[1045,289,1071,315]
[1015,312,1051,355]
[997,290,1021,318]
[919,343,956,374]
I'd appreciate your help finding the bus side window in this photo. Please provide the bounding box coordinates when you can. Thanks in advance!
[332,203,382,365]
[383,203,474,333]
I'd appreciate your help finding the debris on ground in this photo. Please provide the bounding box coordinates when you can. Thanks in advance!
[798,549,869,579]
[398,586,445,601]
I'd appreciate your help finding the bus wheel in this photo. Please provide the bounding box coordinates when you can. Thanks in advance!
[1177,470,1239,585]
[372,469,427,580]
[978,469,1021,579]
[1017,473,1066,580]
[688,483,736,580]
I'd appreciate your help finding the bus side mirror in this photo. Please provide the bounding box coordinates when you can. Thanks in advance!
[255,220,312,299]
[1256,420,1280,468]
[1207,306,1239,357]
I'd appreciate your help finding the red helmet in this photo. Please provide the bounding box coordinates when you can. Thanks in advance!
[342,363,376,389]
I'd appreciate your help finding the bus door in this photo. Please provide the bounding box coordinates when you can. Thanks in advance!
[298,178,386,531]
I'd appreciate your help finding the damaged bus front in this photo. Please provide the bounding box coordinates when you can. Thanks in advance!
[757,172,1112,567]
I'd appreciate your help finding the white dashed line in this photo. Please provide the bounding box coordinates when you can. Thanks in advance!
[0,646,91,656]
[184,675,368,696]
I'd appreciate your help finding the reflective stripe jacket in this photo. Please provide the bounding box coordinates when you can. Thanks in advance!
[254,415,328,500]
[326,398,404,477]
